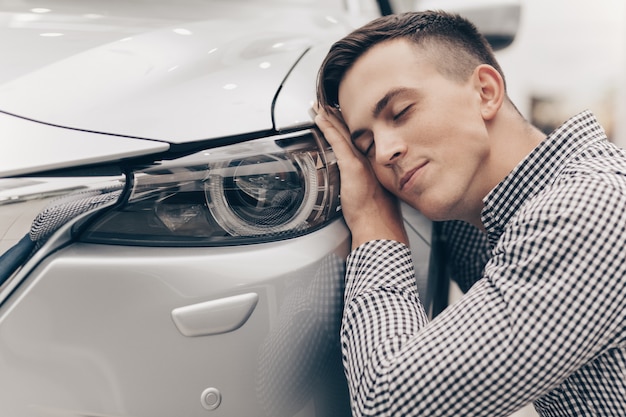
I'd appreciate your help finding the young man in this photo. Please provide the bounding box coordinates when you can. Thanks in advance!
[314,11,626,417]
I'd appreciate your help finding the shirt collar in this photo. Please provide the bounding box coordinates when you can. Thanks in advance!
[481,110,607,245]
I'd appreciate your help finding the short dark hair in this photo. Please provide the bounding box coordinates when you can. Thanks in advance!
[317,10,506,109]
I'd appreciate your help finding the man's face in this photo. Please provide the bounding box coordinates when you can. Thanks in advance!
[337,38,492,222]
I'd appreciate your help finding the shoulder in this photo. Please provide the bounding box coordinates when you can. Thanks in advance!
[524,140,626,217]
[505,171,626,253]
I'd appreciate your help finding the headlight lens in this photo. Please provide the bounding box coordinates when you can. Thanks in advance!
[206,152,317,236]
[81,130,340,246]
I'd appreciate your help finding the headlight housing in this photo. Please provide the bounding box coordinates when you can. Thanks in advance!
[81,129,341,246]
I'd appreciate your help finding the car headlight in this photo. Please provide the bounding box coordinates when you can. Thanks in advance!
[81,129,341,246]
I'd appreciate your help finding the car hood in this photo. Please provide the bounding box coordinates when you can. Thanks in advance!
[0,1,348,144]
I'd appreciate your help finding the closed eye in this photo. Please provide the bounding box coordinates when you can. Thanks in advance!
[393,104,413,122]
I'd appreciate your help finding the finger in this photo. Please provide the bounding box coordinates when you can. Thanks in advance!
[311,100,321,114]
[322,108,351,141]
[315,113,357,160]
[314,107,355,153]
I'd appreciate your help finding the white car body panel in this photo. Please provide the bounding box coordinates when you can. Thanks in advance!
[0,2,352,176]
[0,112,168,177]
[0,4,349,143]
[0,220,354,417]
[273,44,331,132]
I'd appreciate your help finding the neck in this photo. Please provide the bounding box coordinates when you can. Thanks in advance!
[468,103,546,230]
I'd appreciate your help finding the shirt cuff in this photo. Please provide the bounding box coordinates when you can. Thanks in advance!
[345,239,418,304]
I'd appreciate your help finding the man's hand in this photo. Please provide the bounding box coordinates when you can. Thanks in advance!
[314,106,409,250]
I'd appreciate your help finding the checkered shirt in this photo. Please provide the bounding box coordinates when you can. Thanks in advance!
[341,111,626,416]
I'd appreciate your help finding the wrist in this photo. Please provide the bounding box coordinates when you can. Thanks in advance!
[349,214,409,250]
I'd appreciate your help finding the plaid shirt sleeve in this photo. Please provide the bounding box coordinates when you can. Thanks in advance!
[341,176,626,416]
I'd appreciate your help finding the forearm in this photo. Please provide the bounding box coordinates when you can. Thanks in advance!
[342,240,427,415]
[341,240,585,417]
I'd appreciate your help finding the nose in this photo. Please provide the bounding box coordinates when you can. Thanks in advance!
[374,130,407,167]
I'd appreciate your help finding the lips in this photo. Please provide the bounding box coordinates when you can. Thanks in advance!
[399,161,428,191]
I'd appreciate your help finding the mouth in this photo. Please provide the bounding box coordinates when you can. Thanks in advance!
[399,161,428,191]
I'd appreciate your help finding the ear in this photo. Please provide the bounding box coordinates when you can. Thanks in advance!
[473,64,505,121]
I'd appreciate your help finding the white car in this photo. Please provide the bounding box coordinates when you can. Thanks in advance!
[0,1,519,416]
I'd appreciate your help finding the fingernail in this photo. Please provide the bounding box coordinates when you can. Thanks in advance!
[315,113,327,123]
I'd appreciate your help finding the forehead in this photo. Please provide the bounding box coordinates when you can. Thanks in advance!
[337,38,439,117]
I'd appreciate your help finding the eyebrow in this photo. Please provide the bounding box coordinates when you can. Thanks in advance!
[350,87,418,143]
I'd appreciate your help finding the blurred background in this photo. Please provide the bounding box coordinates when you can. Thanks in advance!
[497,0,625,148]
